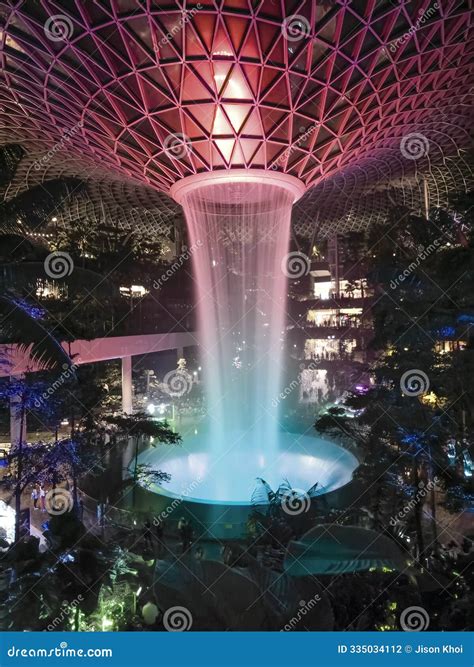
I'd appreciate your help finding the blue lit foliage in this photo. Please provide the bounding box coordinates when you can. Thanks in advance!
[10,298,45,320]
[0,295,72,370]
[398,429,438,458]
[457,313,474,323]
[2,436,102,495]
[435,326,456,338]
[0,376,69,428]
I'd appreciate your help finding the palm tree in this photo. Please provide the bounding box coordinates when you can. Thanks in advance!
[0,296,73,370]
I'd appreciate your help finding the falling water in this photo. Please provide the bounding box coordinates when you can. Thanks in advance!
[138,178,358,507]
[139,175,357,508]
[182,180,293,459]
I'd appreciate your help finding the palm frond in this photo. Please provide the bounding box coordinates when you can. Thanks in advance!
[0,296,72,371]
[306,482,319,498]
[251,477,274,507]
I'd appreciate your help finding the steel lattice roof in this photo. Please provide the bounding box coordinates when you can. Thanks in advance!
[0,0,473,238]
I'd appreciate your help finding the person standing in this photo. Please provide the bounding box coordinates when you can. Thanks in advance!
[39,485,46,511]
[31,485,39,510]
[184,520,193,553]
[194,544,204,560]
[77,493,85,522]
[143,519,153,551]
[154,520,164,548]
[178,517,189,553]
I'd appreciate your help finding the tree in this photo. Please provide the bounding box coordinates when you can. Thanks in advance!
[316,192,474,559]
[0,370,77,543]
[103,412,180,502]
[0,297,72,371]
[0,293,75,543]
[44,437,105,512]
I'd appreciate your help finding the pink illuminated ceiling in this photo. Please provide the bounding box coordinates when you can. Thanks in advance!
[0,0,473,235]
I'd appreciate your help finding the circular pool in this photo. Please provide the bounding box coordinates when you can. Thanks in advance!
[137,430,358,506]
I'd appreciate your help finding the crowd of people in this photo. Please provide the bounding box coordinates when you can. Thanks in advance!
[140,516,208,560]
[30,483,85,518]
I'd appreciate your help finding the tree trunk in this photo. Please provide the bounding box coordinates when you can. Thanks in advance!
[72,468,79,516]
[131,434,142,506]
[14,399,26,544]
[69,402,79,513]
[427,446,439,555]
[412,459,425,560]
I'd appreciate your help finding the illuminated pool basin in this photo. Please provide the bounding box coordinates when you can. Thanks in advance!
[137,431,358,506]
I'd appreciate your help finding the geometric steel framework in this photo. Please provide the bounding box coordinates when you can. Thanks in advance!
[0,147,182,246]
[0,1,473,237]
